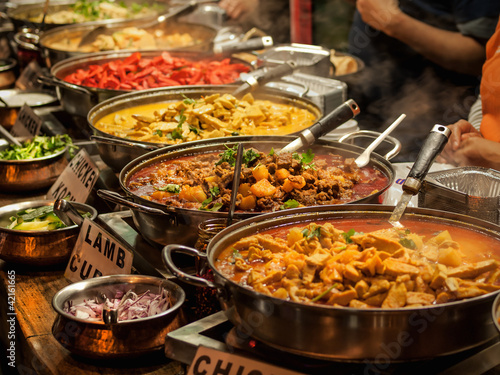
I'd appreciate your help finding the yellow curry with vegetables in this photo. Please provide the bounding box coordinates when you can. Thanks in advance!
[215,219,500,308]
[93,93,318,144]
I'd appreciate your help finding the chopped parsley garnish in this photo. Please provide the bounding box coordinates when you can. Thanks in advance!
[216,145,238,166]
[153,129,163,137]
[280,199,300,210]
[269,148,275,156]
[243,149,260,165]
[209,186,220,197]
[292,149,316,170]
[216,145,261,166]
[199,197,223,211]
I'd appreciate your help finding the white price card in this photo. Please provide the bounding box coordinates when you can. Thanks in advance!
[188,346,304,375]
[64,218,133,283]
[47,148,100,203]
[10,104,43,137]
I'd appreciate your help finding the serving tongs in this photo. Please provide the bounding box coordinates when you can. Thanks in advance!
[280,99,360,154]
[389,124,451,228]
[232,61,297,97]
[0,124,22,147]
[53,198,86,227]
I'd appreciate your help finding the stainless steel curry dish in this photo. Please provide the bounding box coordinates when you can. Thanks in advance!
[8,0,164,30]
[162,206,500,360]
[126,145,390,213]
[215,218,500,309]
[40,22,210,54]
[94,91,318,145]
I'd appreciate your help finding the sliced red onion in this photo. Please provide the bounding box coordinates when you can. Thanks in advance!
[64,288,171,322]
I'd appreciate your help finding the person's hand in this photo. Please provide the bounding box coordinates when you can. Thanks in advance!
[356,0,402,32]
[437,120,482,164]
[443,137,500,169]
[218,0,258,20]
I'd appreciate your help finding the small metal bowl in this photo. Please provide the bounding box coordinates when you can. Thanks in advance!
[0,199,97,265]
[0,140,68,192]
[493,292,500,334]
[52,275,186,358]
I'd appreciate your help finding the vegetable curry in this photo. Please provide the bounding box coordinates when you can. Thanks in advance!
[215,219,500,308]
[95,92,318,144]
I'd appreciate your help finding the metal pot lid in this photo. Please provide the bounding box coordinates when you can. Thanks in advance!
[0,89,57,108]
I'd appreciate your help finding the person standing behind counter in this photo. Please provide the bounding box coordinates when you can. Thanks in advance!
[345,0,500,162]
[218,0,291,43]
[437,16,500,171]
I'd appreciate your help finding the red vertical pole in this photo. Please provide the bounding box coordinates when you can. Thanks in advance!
[290,0,313,44]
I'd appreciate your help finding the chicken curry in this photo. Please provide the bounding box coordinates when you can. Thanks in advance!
[215,219,500,308]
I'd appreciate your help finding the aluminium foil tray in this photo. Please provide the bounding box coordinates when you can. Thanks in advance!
[418,167,500,224]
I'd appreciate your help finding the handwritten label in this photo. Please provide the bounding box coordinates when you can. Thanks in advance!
[47,148,100,203]
[64,218,133,283]
[10,104,43,137]
[188,346,303,375]
[15,60,44,91]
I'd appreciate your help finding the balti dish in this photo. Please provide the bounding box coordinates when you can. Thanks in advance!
[28,0,160,24]
[126,146,389,212]
[47,27,197,53]
[95,93,317,143]
[215,220,500,308]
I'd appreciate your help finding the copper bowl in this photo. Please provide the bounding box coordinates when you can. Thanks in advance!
[0,139,67,192]
[0,199,97,266]
[52,274,186,358]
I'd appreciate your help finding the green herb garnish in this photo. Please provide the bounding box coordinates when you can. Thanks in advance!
[243,149,260,166]
[280,199,300,210]
[199,197,223,211]
[216,145,238,166]
[311,283,340,302]
[155,184,180,194]
[342,229,360,243]
[209,186,220,197]
[399,238,417,249]
[301,224,322,240]
[292,149,316,170]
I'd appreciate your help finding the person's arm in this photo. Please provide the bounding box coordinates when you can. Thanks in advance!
[218,0,259,20]
[356,0,486,75]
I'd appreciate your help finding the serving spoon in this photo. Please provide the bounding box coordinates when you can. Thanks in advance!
[353,113,406,168]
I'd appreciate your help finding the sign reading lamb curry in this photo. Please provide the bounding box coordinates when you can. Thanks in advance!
[126,145,389,212]
[94,93,318,144]
[214,218,500,308]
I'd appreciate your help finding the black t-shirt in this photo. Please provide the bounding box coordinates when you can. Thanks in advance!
[345,0,500,161]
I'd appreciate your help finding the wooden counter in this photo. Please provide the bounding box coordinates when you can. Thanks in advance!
[0,261,186,375]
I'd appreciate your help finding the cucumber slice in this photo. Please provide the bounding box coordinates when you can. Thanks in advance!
[13,220,52,231]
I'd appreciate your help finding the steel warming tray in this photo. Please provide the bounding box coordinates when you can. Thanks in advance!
[418,167,500,224]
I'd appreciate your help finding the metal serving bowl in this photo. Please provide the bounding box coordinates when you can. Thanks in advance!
[494,293,500,334]
[52,274,186,358]
[0,139,68,192]
[0,199,97,266]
